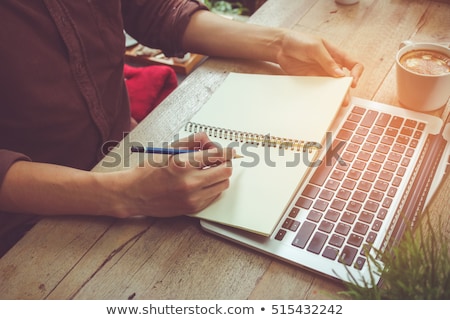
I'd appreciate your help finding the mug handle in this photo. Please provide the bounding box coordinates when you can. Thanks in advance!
[399,40,414,49]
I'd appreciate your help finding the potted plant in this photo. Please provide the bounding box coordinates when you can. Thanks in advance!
[340,213,449,299]
[203,0,249,19]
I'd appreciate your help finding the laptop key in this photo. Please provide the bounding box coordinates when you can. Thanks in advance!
[335,222,351,236]
[354,256,366,270]
[310,139,346,186]
[318,220,334,233]
[301,184,320,198]
[361,110,379,128]
[389,116,404,129]
[275,229,286,241]
[288,207,300,218]
[404,118,417,128]
[322,246,339,260]
[324,209,340,222]
[353,222,369,235]
[375,113,391,127]
[307,210,322,222]
[352,106,366,115]
[292,220,316,249]
[329,234,345,247]
[359,211,374,224]
[295,196,312,209]
[307,232,328,254]
[366,231,377,244]
[341,212,356,224]
[282,218,295,230]
[339,246,358,265]
[348,233,364,247]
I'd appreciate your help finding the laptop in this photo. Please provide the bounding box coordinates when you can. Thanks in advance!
[200,97,448,287]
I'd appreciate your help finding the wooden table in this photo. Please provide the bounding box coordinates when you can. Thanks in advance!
[1,0,449,300]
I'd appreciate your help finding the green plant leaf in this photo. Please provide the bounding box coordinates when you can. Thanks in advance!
[339,212,450,299]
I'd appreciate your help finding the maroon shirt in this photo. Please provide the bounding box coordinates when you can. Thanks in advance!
[0,0,207,185]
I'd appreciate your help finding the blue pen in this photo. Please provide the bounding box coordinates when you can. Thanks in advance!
[130,146,194,154]
[130,146,243,158]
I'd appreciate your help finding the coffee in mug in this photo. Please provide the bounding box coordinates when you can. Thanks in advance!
[399,50,450,76]
[396,42,450,112]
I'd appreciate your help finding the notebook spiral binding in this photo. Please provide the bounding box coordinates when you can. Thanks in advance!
[185,121,318,152]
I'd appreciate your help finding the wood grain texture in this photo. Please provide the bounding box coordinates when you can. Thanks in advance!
[0,0,449,300]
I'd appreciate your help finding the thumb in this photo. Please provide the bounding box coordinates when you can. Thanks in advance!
[195,148,236,168]
[315,42,346,77]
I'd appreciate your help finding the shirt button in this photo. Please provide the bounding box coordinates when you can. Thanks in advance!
[75,63,84,74]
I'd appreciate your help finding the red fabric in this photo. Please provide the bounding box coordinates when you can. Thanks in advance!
[124,64,178,122]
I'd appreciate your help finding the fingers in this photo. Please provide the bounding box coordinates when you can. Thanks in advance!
[312,40,347,78]
[171,132,218,151]
[321,40,364,87]
[186,178,231,213]
[349,62,364,87]
[131,146,234,217]
[170,146,235,169]
[172,148,234,193]
[342,91,351,107]
[277,31,364,85]
[167,152,234,214]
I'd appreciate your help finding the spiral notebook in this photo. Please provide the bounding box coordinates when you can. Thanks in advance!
[180,73,353,236]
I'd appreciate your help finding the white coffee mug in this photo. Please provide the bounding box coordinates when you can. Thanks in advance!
[396,41,450,112]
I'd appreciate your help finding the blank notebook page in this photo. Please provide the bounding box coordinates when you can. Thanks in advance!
[184,73,352,236]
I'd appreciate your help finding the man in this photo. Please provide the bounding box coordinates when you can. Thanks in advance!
[0,0,363,255]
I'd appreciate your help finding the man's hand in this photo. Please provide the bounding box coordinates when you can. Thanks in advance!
[276,31,364,88]
[112,132,235,217]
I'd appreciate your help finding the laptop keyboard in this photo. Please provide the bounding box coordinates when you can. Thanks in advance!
[274,105,425,270]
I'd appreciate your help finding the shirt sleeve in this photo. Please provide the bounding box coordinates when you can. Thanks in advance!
[121,0,208,58]
[0,150,31,188]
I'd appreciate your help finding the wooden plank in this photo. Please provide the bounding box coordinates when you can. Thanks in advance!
[248,260,348,299]
[46,218,155,299]
[0,216,116,299]
[290,0,434,103]
[66,217,270,299]
[248,0,315,28]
